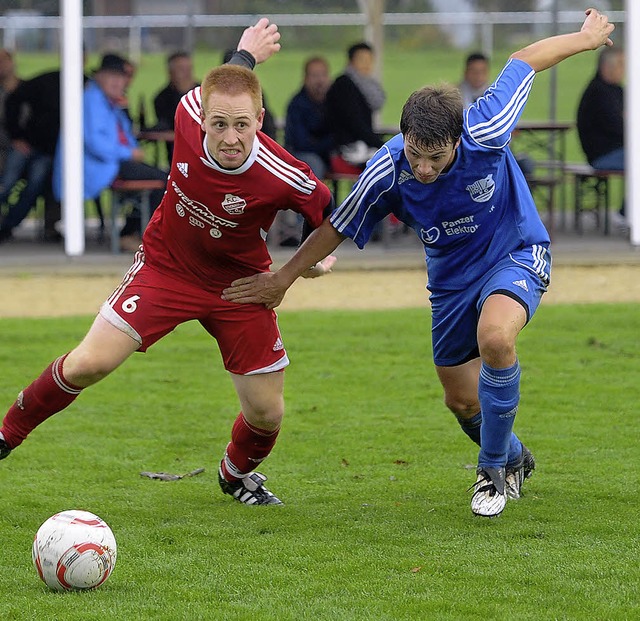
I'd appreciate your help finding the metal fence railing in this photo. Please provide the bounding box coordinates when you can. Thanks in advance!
[1,10,626,62]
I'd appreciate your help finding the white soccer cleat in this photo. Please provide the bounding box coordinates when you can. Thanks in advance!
[505,445,536,500]
[470,467,507,517]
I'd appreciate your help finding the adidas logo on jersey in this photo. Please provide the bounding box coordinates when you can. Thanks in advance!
[273,337,284,352]
[177,162,189,177]
[512,279,529,292]
[398,169,415,185]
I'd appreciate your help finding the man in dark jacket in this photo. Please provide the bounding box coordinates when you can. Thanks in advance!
[0,48,89,243]
[153,51,199,163]
[324,42,386,172]
[284,56,332,179]
[0,69,63,242]
[0,49,22,176]
[577,46,624,221]
[577,47,624,170]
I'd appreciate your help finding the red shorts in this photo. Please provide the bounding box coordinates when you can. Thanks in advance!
[100,250,288,375]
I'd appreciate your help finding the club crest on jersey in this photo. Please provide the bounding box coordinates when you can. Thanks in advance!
[466,174,495,203]
[221,193,246,215]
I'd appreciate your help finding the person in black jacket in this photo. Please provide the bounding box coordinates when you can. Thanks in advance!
[153,51,199,162]
[325,42,386,173]
[0,46,89,242]
[577,46,624,218]
[0,49,22,176]
[284,56,332,179]
[0,69,66,242]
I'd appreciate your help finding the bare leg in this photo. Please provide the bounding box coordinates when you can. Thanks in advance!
[1,314,139,450]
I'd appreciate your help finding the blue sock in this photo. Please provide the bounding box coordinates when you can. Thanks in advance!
[458,412,522,464]
[507,432,523,467]
[478,360,521,469]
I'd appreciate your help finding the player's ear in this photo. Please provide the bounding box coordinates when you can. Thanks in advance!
[256,107,265,131]
[454,138,461,150]
[200,107,206,130]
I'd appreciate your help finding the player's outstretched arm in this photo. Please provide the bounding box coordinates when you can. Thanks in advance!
[222,220,345,310]
[236,18,281,64]
[510,8,614,73]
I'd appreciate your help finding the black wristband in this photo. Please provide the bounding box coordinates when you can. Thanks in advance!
[227,49,257,70]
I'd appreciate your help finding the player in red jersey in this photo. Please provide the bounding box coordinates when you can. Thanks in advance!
[0,19,335,506]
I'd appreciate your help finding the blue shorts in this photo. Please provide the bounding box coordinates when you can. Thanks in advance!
[430,246,551,367]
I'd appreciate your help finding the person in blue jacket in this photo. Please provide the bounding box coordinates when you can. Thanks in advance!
[53,53,166,251]
[221,9,615,518]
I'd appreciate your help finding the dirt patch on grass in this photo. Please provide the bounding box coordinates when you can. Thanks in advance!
[0,265,638,319]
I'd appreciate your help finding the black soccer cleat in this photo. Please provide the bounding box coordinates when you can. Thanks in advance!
[0,438,12,460]
[506,444,536,499]
[218,468,283,505]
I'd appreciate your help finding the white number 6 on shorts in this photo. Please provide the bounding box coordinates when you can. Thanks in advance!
[121,295,141,314]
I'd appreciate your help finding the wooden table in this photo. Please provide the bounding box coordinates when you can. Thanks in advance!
[137,129,175,167]
[512,121,575,231]
[513,120,574,169]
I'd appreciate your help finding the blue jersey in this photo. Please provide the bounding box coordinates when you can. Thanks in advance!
[330,58,551,292]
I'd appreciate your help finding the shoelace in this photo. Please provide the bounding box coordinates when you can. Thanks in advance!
[467,474,498,496]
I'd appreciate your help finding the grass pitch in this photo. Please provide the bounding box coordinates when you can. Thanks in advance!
[0,304,638,620]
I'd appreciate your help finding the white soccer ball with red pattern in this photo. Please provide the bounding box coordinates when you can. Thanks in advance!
[32,510,117,591]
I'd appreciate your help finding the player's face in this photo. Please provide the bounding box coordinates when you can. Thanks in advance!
[403,137,461,184]
[201,91,264,169]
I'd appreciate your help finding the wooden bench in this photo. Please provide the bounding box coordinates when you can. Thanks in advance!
[525,171,562,233]
[324,171,360,204]
[109,178,166,253]
[564,164,625,235]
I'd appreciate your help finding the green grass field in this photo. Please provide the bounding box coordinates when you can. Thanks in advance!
[0,304,638,620]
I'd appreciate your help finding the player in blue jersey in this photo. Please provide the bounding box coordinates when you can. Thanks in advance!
[222,9,615,517]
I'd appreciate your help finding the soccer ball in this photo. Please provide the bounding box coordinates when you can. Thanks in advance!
[32,510,117,591]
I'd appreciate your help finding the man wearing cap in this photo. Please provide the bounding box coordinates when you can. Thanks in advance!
[52,53,167,252]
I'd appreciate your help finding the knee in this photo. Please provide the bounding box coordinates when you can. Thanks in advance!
[443,393,480,419]
[63,350,117,387]
[244,399,284,432]
[478,326,516,367]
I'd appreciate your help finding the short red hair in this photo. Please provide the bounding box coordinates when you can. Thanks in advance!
[200,64,262,118]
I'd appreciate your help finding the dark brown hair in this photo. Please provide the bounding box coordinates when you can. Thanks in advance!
[400,84,463,150]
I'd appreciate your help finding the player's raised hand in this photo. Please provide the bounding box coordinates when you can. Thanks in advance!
[237,18,281,64]
[222,272,288,310]
[582,8,615,48]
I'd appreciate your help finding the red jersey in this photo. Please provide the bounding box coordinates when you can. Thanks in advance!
[142,86,331,292]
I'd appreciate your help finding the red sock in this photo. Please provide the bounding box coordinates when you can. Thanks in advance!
[0,354,83,449]
[220,412,280,481]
